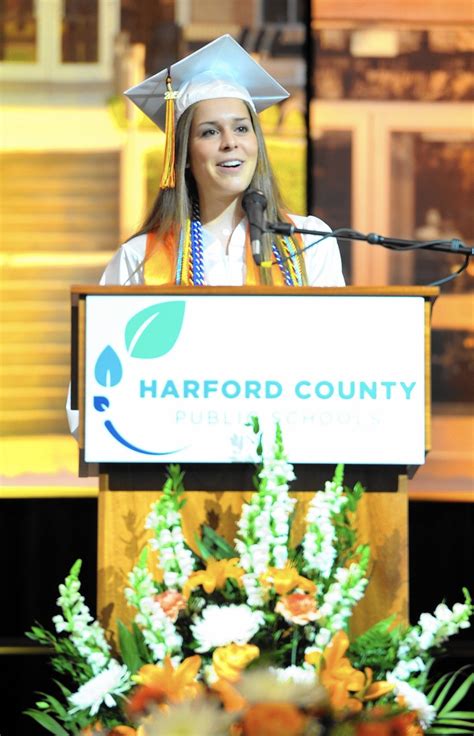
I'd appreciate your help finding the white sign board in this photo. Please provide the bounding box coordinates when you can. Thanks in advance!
[84,294,426,465]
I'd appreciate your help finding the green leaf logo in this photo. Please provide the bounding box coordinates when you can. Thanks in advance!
[125,301,185,359]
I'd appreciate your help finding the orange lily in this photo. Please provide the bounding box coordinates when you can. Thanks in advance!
[305,631,392,714]
[356,711,423,735]
[183,558,244,599]
[133,655,202,703]
[260,563,316,596]
[211,677,247,713]
[241,702,308,736]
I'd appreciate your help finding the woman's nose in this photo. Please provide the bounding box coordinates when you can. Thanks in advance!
[220,128,237,149]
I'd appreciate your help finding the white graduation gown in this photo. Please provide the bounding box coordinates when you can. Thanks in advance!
[67,214,344,435]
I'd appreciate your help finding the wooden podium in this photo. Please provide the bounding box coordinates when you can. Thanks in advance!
[71,285,438,640]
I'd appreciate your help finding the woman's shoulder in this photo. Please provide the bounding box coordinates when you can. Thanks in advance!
[100,232,148,285]
[286,212,345,286]
[287,212,332,232]
[120,232,148,256]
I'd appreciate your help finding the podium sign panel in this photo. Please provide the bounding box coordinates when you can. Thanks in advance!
[83,293,425,465]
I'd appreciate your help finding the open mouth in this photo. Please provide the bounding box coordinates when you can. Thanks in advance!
[217,160,244,169]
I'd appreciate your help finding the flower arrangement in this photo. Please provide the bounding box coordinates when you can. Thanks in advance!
[26,422,473,735]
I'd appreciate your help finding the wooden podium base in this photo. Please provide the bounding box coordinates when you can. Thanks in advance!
[97,476,408,643]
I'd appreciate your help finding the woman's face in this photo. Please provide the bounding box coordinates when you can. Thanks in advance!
[187,97,258,205]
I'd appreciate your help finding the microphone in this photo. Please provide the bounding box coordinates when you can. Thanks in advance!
[242,189,267,265]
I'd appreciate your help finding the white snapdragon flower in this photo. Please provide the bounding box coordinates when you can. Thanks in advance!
[389,656,426,681]
[146,479,196,591]
[302,477,350,581]
[126,565,182,662]
[235,427,297,605]
[68,660,131,716]
[387,675,436,729]
[393,595,473,679]
[315,562,368,636]
[53,563,112,676]
[191,605,264,652]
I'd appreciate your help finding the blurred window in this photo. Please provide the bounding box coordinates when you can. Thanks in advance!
[262,0,306,23]
[390,132,474,293]
[311,131,352,282]
[61,0,98,63]
[0,0,36,62]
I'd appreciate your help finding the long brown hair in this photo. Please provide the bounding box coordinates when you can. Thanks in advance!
[131,101,308,285]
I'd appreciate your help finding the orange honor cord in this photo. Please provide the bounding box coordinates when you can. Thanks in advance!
[159,71,179,190]
[143,231,176,285]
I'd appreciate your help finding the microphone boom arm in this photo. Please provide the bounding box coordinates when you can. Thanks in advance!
[266,221,474,257]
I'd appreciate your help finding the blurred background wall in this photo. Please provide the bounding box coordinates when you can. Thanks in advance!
[0,1,472,732]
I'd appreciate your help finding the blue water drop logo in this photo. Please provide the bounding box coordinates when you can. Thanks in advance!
[94,396,110,412]
[94,346,122,387]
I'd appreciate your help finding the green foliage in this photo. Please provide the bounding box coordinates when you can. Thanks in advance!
[117,620,146,674]
[349,616,401,672]
[26,624,93,684]
[195,524,236,561]
[427,668,474,734]
[24,682,91,736]
[23,710,69,736]
[167,463,186,498]
[333,477,368,571]
[246,414,263,488]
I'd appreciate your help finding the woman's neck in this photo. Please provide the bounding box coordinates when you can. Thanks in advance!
[199,196,243,233]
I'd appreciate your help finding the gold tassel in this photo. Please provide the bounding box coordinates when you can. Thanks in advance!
[160,71,178,190]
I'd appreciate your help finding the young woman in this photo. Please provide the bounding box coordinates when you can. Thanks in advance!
[67,36,344,435]
[100,35,345,288]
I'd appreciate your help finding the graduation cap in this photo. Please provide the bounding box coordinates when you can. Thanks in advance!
[124,34,289,189]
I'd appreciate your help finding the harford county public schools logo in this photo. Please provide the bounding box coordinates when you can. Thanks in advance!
[93,300,185,455]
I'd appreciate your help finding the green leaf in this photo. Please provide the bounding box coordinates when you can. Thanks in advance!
[443,712,474,719]
[117,620,143,674]
[70,559,82,577]
[438,673,474,716]
[24,710,69,736]
[201,525,236,559]
[35,693,67,718]
[194,533,212,561]
[132,623,150,663]
[53,680,72,699]
[428,728,474,734]
[428,671,453,704]
[332,463,344,487]
[436,720,474,727]
[138,546,149,568]
[434,670,470,710]
[125,301,185,359]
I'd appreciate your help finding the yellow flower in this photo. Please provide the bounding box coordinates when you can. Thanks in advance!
[183,558,244,599]
[260,563,316,596]
[212,643,260,682]
[305,631,392,714]
[133,655,202,704]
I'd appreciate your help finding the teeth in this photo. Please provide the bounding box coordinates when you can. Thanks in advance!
[219,160,242,168]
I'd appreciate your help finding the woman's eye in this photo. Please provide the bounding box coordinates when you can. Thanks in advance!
[236,125,249,133]
[201,128,217,137]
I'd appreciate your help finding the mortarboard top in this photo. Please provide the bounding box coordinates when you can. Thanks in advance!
[124,34,290,131]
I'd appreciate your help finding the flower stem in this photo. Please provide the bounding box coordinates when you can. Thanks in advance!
[291,628,300,666]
